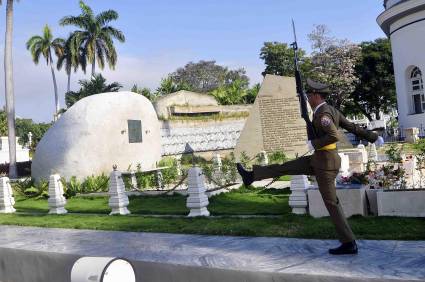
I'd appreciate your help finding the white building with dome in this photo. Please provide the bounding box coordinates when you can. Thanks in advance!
[377,0,425,130]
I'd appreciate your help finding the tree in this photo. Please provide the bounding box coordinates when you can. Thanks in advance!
[2,0,19,177]
[131,85,155,101]
[60,0,125,76]
[210,79,248,105]
[349,38,396,120]
[308,25,361,111]
[260,41,311,77]
[15,118,51,152]
[155,77,192,96]
[0,111,51,153]
[245,83,260,104]
[170,60,249,93]
[65,74,122,107]
[57,34,87,93]
[26,25,64,118]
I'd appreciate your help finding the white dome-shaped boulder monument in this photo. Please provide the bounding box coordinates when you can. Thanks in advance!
[31,92,162,181]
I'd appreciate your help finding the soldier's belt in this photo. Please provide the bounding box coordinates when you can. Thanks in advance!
[317,143,337,151]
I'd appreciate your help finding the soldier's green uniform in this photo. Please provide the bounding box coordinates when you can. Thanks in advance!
[252,103,378,243]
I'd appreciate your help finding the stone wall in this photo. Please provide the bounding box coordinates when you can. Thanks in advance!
[160,119,245,156]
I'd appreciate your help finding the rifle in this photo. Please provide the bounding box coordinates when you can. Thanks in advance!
[290,20,316,140]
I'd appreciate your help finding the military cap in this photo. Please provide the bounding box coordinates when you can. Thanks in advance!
[306,78,330,94]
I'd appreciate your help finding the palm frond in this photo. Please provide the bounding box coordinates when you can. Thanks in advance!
[42,25,53,42]
[60,15,90,30]
[79,0,94,17]
[95,40,106,70]
[96,10,118,26]
[25,36,43,50]
[102,26,125,42]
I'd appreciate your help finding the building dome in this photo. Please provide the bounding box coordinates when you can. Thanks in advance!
[31,92,162,181]
[378,0,425,35]
[384,0,405,9]
[377,0,425,130]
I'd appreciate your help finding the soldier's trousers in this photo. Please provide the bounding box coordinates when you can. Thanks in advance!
[252,155,356,243]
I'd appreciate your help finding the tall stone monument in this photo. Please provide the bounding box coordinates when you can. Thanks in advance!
[234,75,308,159]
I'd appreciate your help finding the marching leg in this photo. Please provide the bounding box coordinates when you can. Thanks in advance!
[252,155,314,181]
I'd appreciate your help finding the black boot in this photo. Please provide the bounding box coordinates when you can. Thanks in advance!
[236,163,254,186]
[329,241,358,255]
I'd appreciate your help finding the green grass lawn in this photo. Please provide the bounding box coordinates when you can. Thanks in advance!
[3,187,425,240]
[13,187,290,215]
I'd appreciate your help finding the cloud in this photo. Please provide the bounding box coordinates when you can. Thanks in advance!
[0,50,196,122]
[0,49,264,123]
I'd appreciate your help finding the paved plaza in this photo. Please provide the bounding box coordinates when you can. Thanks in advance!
[0,225,424,281]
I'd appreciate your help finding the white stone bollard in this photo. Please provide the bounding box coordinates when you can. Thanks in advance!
[0,177,15,213]
[368,143,378,162]
[289,175,310,214]
[48,174,67,214]
[186,166,210,217]
[259,151,269,166]
[108,168,130,215]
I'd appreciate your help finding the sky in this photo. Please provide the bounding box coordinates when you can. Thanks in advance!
[0,0,387,123]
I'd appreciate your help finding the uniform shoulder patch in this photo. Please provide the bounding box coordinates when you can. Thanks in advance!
[320,115,332,127]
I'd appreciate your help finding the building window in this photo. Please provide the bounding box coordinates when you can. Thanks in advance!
[410,67,424,114]
[128,120,143,143]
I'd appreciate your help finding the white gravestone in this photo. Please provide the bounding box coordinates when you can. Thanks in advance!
[48,174,67,214]
[344,150,366,173]
[212,153,223,185]
[108,168,130,215]
[368,143,378,162]
[336,153,351,183]
[405,127,419,144]
[357,144,369,164]
[403,155,422,188]
[0,177,15,213]
[259,151,269,166]
[175,157,182,176]
[308,186,367,218]
[289,175,309,214]
[186,166,210,217]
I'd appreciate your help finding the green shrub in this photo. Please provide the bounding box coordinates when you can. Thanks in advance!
[13,178,49,199]
[385,143,403,164]
[180,154,207,166]
[239,151,251,168]
[62,176,82,199]
[158,157,179,187]
[268,151,287,164]
[81,174,109,193]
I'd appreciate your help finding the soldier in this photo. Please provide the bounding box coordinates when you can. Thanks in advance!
[237,78,384,255]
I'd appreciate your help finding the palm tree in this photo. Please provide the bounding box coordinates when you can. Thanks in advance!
[2,0,19,178]
[57,34,87,93]
[65,74,122,107]
[60,0,125,76]
[26,25,64,119]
